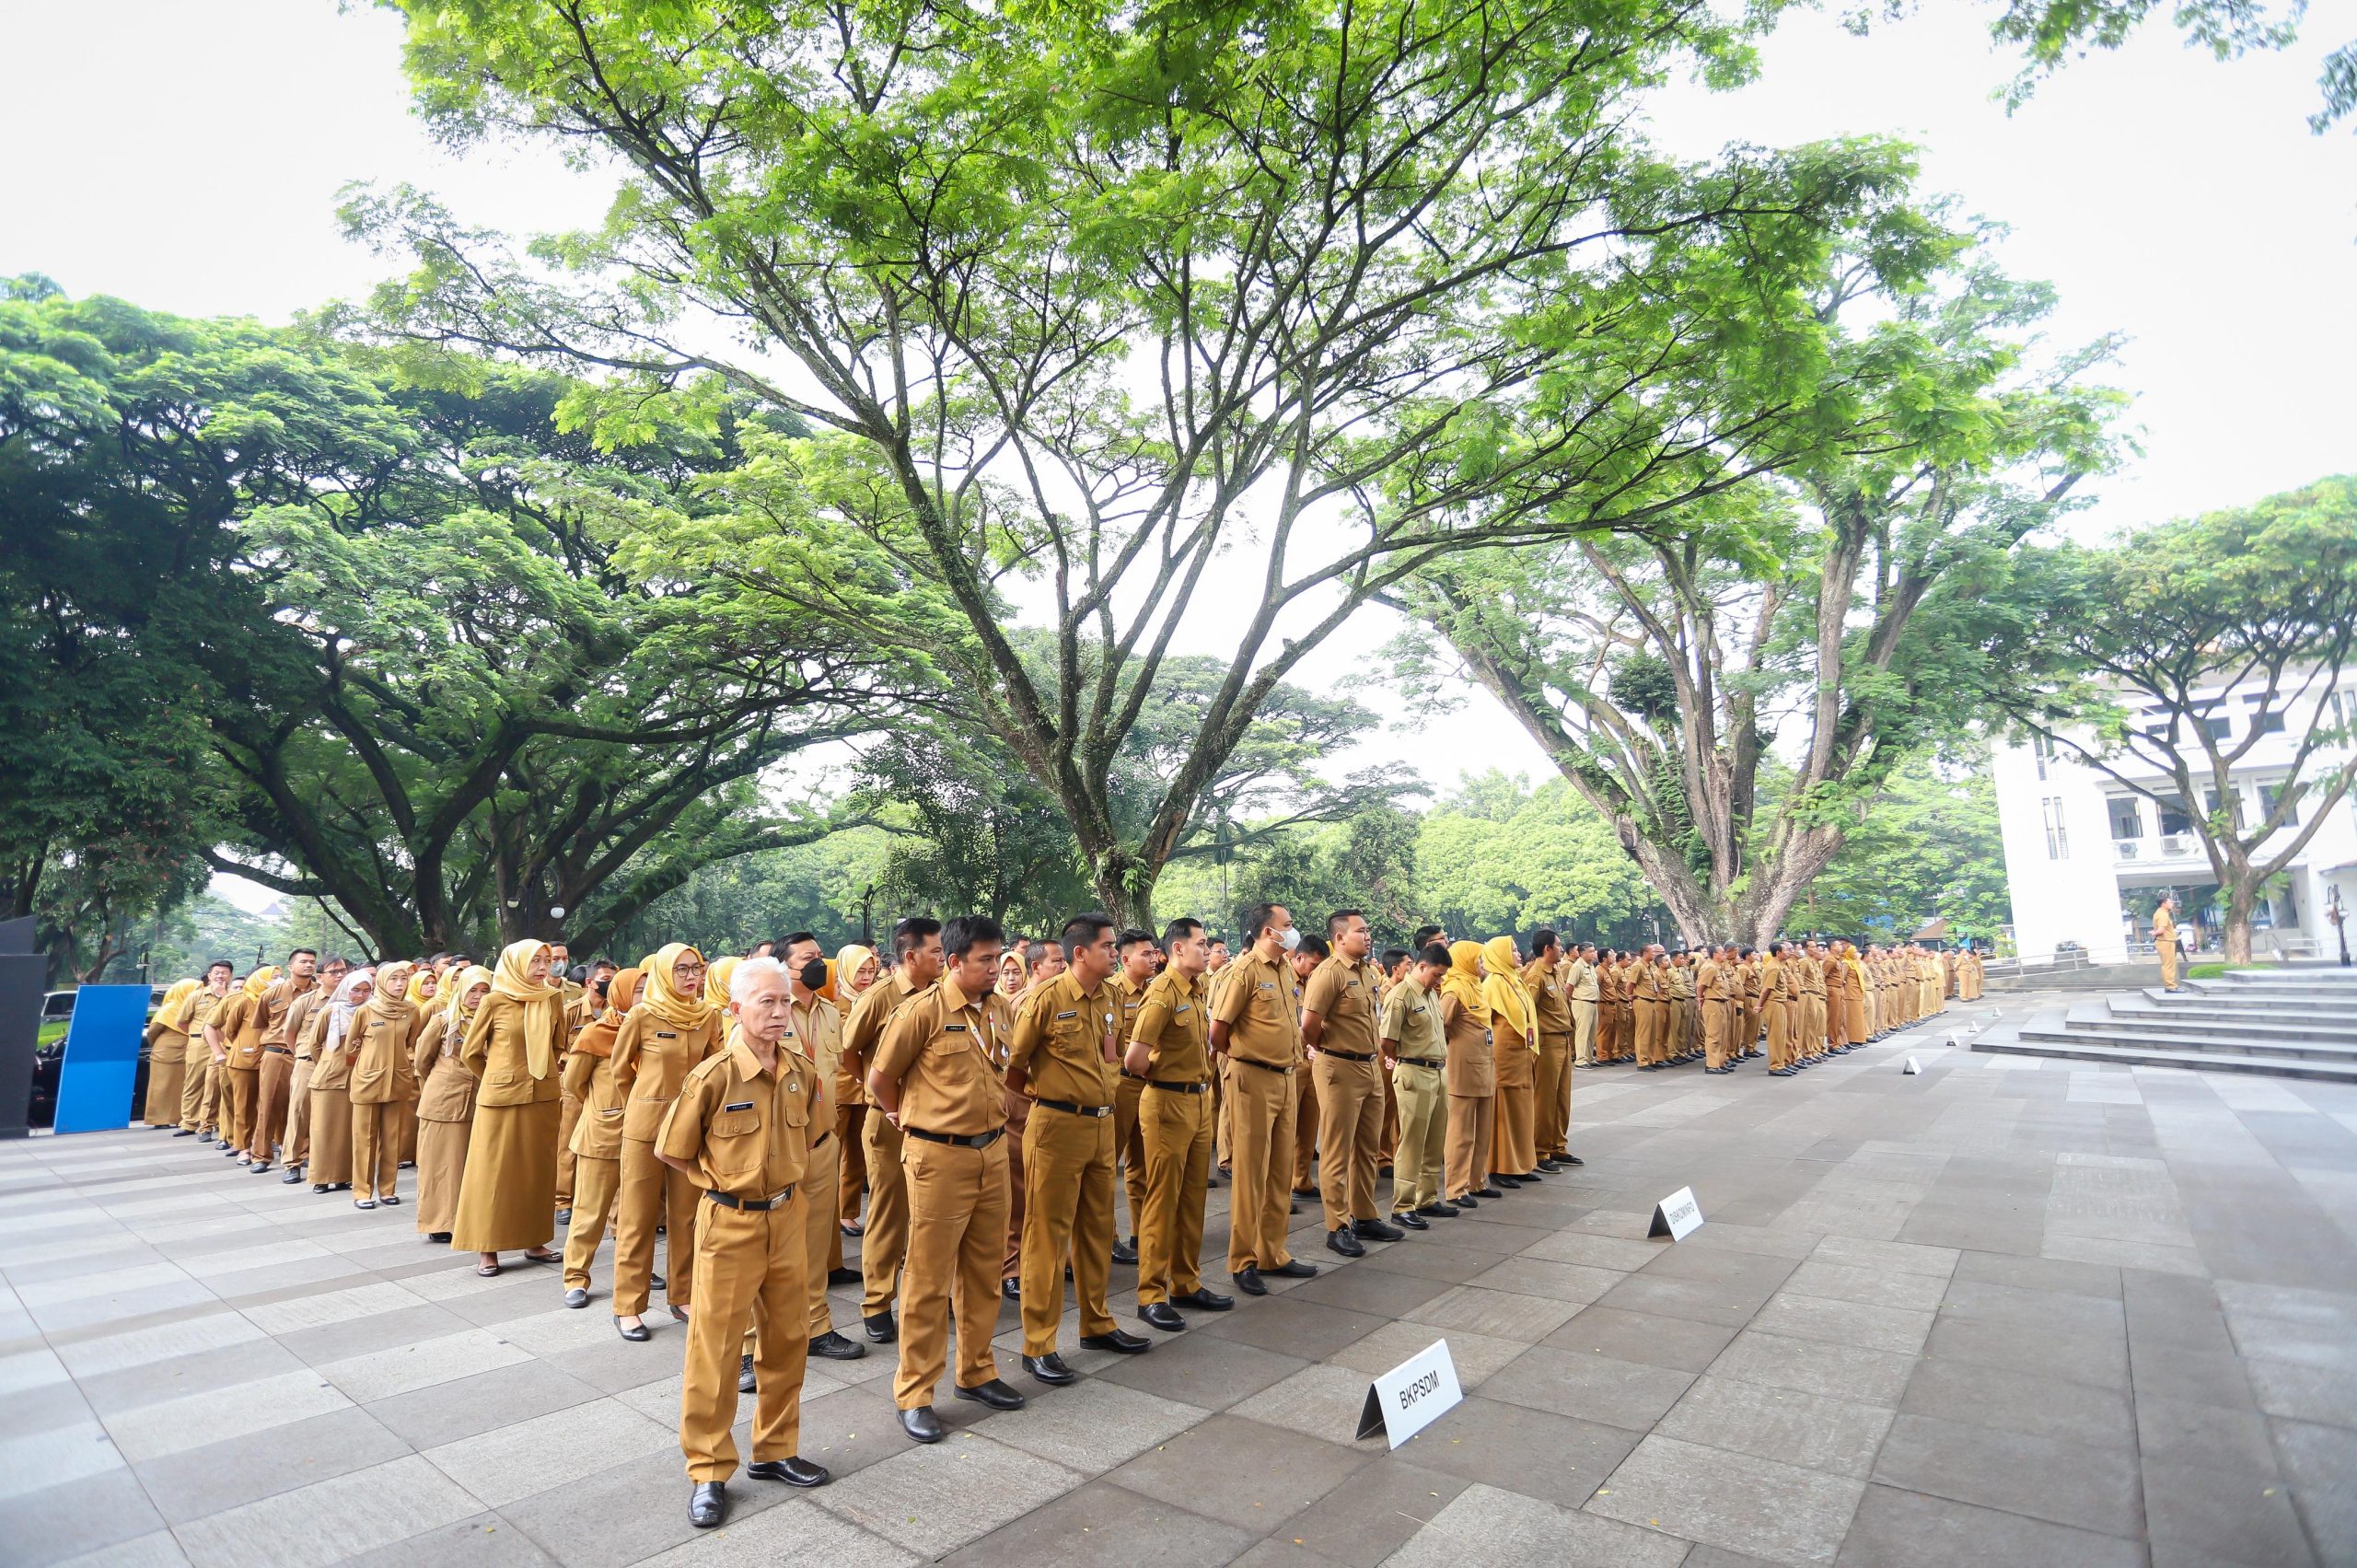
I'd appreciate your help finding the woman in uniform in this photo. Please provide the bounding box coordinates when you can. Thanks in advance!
[561,966,643,1309]
[349,960,425,1210]
[1482,935,1539,1185]
[415,964,491,1241]
[611,943,723,1339]
[1438,942,1497,1207]
[143,979,202,1129]
[308,968,371,1193]
[453,940,567,1276]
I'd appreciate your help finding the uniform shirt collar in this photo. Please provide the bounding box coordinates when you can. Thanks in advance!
[726,1036,784,1081]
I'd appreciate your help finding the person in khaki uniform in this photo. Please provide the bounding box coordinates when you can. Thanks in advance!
[1438,942,1499,1203]
[1382,945,1454,1225]
[1126,918,1233,1333]
[176,962,234,1138]
[1564,942,1600,1072]
[610,944,722,1338]
[278,957,345,1182]
[307,968,365,1191]
[143,979,201,1130]
[831,943,880,1237]
[1303,910,1399,1258]
[348,960,424,1209]
[452,940,568,1275]
[206,965,278,1162]
[2154,895,2182,991]
[991,949,1033,1303]
[1210,903,1319,1297]
[779,933,865,1364]
[1285,935,1327,1198]
[1109,929,1158,1267]
[657,956,832,1529]
[1632,947,1667,1070]
[562,968,642,1307]
[1005,913,1155,1384]
[1762,944,1793,1076]
[1697,946,1730,1074]
[1523,931,1573,1168]
[416,965,489,1240]
[842,918,942,1343]
[869,913,1024,1444]
[1483,935,1539,1184]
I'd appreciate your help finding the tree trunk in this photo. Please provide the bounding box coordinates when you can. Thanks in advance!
[2223,882,2257,967]
[1088,848,1159,934]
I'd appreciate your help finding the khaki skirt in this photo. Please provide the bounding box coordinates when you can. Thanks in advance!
[415,1113,471,1235]
[450,1099,559,1253]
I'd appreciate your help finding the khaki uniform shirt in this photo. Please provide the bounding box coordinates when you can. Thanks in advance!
[259,977,312,1048]
[842,970,921,1108]
[1524,957,1573,1039]
[285,988,328,1062]
[1005,971,1119,1108]
[790,993,843,1101]
[1564,958,1599,1002]
[1131,969,1211,1084]
[656,1036,821,1200]
[1438,992,1493,1095]
[1377,977,1446,1065]
[612,1007,726,1142]
[1212,950,1302,1070]
[1302,953,1380,1058]
[215,993,265,1069]
[873,974,1010,1138]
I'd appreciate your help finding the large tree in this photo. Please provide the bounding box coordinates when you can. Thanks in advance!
[1400,241,2122,944]
[346,0,1940,926]
[2001,475,2357,964]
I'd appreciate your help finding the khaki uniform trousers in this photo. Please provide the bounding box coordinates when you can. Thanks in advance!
[1113,1073,1148,1240]
[555,1085,581,1206]
[1571,998,1598,1068]
[836,1103,868,1226]
[1765,994,1790,1070]
[860,1113,911,1319]
[308,1086,353,1185]
[1703,999,1729,1070]
[1291,1063,1321,1192]
[1312,1052,1383,1231]
[179,1042,214,1132]
[1001,1104,1028,1284]
[1534,1033,1571,1161]
[1634,1000,1664,1067]
[617,1137,700,1316]
[223,1065,259,1154]
[563,1154,621,1292]
[803,1132,842,1336]
[1020,1106,1118,1354]
[1443,1091,1494,1202]
[1670,999,1692,1057]
[1135,1083,1211,1306]
[285,1059,314,1167]
[248,1050,296,1163]
[2159,937,2179,990]
[350,1099,403,1201]
[895,1133,1009,1408]
[1389,1063,1446,1214]
[144,1050,183,1128]
[1805,995,1828,1059]
[1378,1070,1399,1168]
[682,1192,811,1481]
[1220,1058,1298,1273]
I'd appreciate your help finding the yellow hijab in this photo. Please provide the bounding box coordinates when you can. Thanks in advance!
[1440,941,1490,1024]
[242,965,281,1001]
[369,961,420,1032]
[449,965,494,1025]
[1481,935,1537,1042]
[490,939,563,1078]
[831,943,878,1006]
[405,969,440,1008]
[157,978,203,1032]
[664,947,725,1023]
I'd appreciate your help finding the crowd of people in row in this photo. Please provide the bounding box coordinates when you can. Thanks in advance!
[134,907,1968,1527]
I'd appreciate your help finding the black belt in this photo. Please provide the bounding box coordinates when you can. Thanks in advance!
[1231,1056,1293,1075]
[706,1185,795,1211]
[905,1125,1004,1148]
[1396,1057,1444,1070]
[1319,1049,1376,1063]
[263,1045,292,1056]
[1145,1079,1210,1094]
[1120,1071,1149,1082]
[1035,1098,1112,1118]
[813,1132,830,1151]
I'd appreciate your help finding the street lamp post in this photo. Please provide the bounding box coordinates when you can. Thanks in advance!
[2330,885,2351,969]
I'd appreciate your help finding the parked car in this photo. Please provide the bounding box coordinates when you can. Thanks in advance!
[26,986,170,1131]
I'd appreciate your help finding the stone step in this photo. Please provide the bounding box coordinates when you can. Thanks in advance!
[2019,1013,2357,1065]
[2205,970,2357,990]
[2137,988,2357,1021]
[2097,1005,2357,1045]
[1973,1036,2357,1082]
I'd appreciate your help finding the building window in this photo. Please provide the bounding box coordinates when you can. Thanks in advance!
[2255,711,2286,735]
[2031,733,2054,781]
[2159,796,2194,836]
[2042,796,2071,860]
[2109,797,2143,839]
[2201,715,2232,742]
[2259,783,2297,826]
[2205,787,2245,830]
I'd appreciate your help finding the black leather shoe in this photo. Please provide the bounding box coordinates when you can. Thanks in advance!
[553,1209,571,1225]
[1174,1287,1234,1311]
[688,1481,726,1528]
[1081,1329,1152,1354]
[1024,1353,1077,1385]
[250,1161,273,1174]
[312,1183,331,1193]
[1139,1302,1188,1332]
[827,1266,862,1285]
[739,1353,756,1393]
[1394,1212,1429,1231]
[1291,1185,1320,1198]
[900,1405,945,1444]
[1474,1185,1504,1199]
[1353,1218,1405,1242]
[747,1457,830,1488]
[1535,1159,1562,1173]
[1446,1193,1478,1208]
[1327,1227,1366,1259]
[809,1330,865,1360]
[1288,1201,1301,1215]
[1233,1266,1268,1296]
[651,1273,668,1290]
[1559,1153,1585,1166]
[1271,1259,1318,1279]
[1110,1237,1139,1265]
[864,1310,898,1343]
[616,1318,652,1342]
[1417,1202,1459,1218]
[1492,1173,1524,1188]
[426,1231,452,1243]
[281,1168,302,1183]
[173,1128,195,1137]
[954,1378,1026,1411]
[564,1287,589,1309]
[1002,1278,1020,1301]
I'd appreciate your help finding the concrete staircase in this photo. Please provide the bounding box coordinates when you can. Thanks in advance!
[1975,967,2357,1081]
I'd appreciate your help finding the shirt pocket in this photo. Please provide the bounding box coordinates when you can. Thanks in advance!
[706,1107,765,1175]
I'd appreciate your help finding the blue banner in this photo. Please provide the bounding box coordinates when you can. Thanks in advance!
[55,985,149,1134]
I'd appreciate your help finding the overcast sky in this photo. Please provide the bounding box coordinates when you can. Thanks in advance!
[6,0,2350,911]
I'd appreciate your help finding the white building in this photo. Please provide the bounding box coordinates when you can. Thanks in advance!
[1990,678,2357,964]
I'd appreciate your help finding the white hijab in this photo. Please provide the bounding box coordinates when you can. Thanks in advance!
[324,968,377,1051]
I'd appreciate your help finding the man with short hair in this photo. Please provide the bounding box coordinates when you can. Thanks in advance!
[1565,942,1599,1070]
[1109,927,1159,1266]
[1288,931,1328,1199]
[1382,944,1454,1226]
[245,949,319,1171]
[1523,930,1572,1170]
[2154,894,2182,992]
[179,960,235,1137]
[869,914,1023,1443]
[842,917,942,1344]
[1210,903,1318,1297]
[780,933,864,1362]
[280,955,349,1180]
[1127,919,1230,1332]
[1302,910,1397,1258]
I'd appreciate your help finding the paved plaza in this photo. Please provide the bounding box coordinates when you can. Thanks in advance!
[5,993,2355,1568]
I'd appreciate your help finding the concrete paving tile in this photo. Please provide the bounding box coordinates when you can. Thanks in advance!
[624,1496,914,1566]
[1872,1411,2143,1539]
[2273,1418,2357,1564]
[1678,1222,1822,1260]
[5,1466,165,1568]
[2142,1456,2318,1568]
[981,1376,1207,1474]
[1410,1285,1584,1342]
[1921,1314,2130,1391]
[1939,1276,2129,1337]
[1786,1260,1952,1312]
[1348,1238,1507,1282]
[815,1429,1084,1559]
[1236,1361,1379,1444]
[133,1405,413,1525]
[1752,1292,1936,1356]
[1385,1394,1637,1507]
[421,1396,674,1508]
[1265,1454,1470,1568]
[2133,1340,2263,1413]
[50,1529,194,1568]
[1196,1295,1385,1359]
[1387,1481,1688,1568]
[2217,1278,2357,1329]
[1108,1411,1373,1528]
[1588,1434,1865,1565]
[789,1381,943,1480]
[1655,1373,1896,1479]
[2138,1394,2282,1475]
[101,1365,353,1463]
[938,1477,1251,1567]
[1464,1255,1623,1304]
[1708,1329,1918,1408]
[1833,1483,2147,1568]
[1636,1243,1797,1292]
[317,1327,537,1402]
[1090,1329,1308,1411]
[6,1373,98,1438]
[2226,1310,2357,1372]
[273,1302,479,1366]
[1899,1354,2135,1447]
[1280,1264,1457,1318]
[363,1358,607,1450]
[1330,1319,1525,1388]
[52,1310,265,1378]
[1951,1249,2122,1298]
[1538,1306,1738,1374]
[1585,1273,1765,1331]
[1482,1345,1695,1433]
[501,1445,776,1568]
[1516,1232,1660,1271]
[241,1281,426,1335]
[333,1514,561,1568]
[0,1419,125,1503]
[172,1453,484,1568]
[2044,1233,2209,1275]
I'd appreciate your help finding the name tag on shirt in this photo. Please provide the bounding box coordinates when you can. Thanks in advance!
[656,1031,679,1040]
[1056,1010,1077,1020]
[945,1023,968,1033]
[724,1100,755,1112]
[1260,981,1274,990]
[1174,1004,1192,1016]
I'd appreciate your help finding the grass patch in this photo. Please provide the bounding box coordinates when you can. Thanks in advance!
[2187,961,2280,980]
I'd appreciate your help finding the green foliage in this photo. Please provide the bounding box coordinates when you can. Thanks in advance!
[1785,757,2010,938]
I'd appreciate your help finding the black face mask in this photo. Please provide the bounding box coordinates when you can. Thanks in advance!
[798,958,829,993]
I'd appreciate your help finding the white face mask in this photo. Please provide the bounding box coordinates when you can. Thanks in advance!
[1277,926,1301,952]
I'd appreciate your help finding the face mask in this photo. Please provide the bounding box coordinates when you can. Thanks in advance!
[798,958,829,992]
[1278,927,1301,952]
